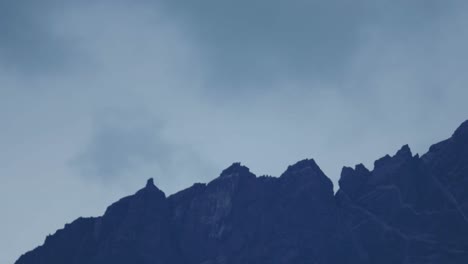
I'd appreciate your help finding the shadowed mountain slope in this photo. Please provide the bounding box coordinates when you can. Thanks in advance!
[16,121,468,264]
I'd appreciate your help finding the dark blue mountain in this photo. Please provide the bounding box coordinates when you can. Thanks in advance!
[16,121,468,264]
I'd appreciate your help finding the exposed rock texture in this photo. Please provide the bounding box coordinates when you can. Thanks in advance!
[16,121,468,264]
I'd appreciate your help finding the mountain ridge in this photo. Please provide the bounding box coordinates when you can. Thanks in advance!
[16,120,468,264]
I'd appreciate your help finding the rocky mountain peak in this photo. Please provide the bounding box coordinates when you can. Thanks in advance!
[218,162,255,179]
[15,120,468,264]
[134,177,166,199]
[373,145,414,174]
[281,158,321,177]
[146,178,155,188]
[280,159,334,197]
[354,163,370,174]
[395,144,412,159]
[338,163,371,200]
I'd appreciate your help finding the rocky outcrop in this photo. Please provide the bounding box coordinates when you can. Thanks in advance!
[16,121,468,264]
[335,121,468,264]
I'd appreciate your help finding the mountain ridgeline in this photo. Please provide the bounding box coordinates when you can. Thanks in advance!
[16,121,468,264]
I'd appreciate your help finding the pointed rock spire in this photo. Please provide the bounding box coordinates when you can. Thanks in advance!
[135,177,166,199]
[395,144,412,158]
[146,178,155,188]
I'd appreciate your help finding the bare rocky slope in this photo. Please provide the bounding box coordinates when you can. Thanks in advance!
[16,121,468,264]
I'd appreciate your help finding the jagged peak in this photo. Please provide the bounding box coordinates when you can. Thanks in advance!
[393,144,413,162]
[395,144,412,158]
[146,178,155,188]
[341,166,355,177]
[281,159,323,178]
[280,159,334,197]
[373,145,413,170]
[218,162,255,179]
[338,163,371,195]
[135,178,166,199]
[102,178,166,219]
[355,163,370,174]
[16,120,468,264]
[340,163,370,179]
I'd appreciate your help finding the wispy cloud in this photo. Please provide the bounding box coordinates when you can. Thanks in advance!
[1,1,468,263]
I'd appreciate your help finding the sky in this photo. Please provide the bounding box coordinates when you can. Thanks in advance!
[1,0,468,263]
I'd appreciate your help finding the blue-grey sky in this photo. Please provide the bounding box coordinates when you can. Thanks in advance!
[2,1,468,263]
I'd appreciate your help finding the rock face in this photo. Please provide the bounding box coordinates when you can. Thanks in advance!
[16,121,468,264]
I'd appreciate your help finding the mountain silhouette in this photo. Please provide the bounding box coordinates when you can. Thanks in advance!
[16,121,468,264]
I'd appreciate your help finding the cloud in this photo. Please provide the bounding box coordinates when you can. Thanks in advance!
[2,1,468,263]
[1,0,467,195]
[158,0,463,94]
[70,110,168,180]
[70,108,215,193]
[0,0,74,73]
